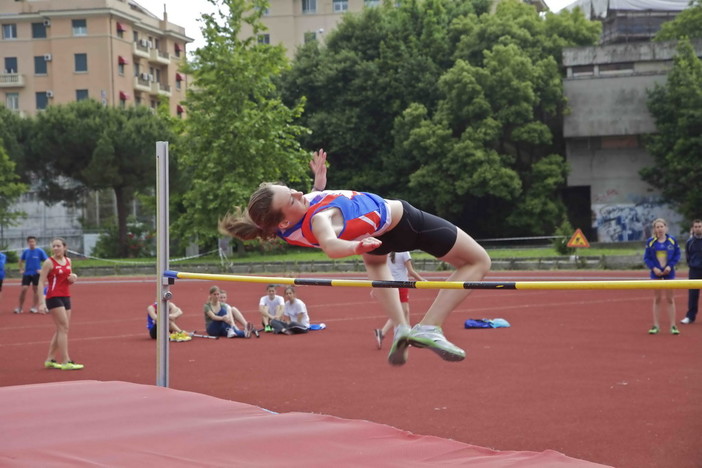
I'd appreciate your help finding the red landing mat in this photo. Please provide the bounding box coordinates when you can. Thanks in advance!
[0,380,610,467]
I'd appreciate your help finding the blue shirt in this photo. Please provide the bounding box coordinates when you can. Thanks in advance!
[643,235,681,279]
[21,247,48,276]
[0,252,6,280]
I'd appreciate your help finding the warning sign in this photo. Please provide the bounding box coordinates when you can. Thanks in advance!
[567,228,590,248]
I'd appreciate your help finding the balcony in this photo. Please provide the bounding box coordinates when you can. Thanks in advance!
[0,72,25,88]
[150,48,171,65]
[133,40,150,59]
[152,81,171,97]
[134,75,151,92]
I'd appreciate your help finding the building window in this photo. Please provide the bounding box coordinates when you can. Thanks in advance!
[74,53,87,72]
[304,32,317,43]
[72,19,87,36]
[333,0,348,12]
[175,72,183,90]
[4,57,18,73]
[32,22,47,38]
[119,91,129,108]
[6,92,19,111]
[365,0,380,6]
[34,56,48,75]
[116,22,126,39]
[76,89,89,101]
[302,0,316,14]
[174,43,182,57]
[36,92,49,110]
[176,104,184,118]
[258,34,270,45]
[118,56,128,75]
[2,24,18,39]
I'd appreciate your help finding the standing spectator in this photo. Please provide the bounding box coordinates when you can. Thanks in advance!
[278,286,310,334]
[373,252,426,349]
[15,236,48,314]
[259,284,284,333]
[38,238,83,370]
[204,286,252,338]
[681,219,702,324]
[146,301,191,341]
[643,218,681,335]
[0,250,6,308]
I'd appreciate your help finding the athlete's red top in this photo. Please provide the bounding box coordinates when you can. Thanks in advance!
[46,256,72,298]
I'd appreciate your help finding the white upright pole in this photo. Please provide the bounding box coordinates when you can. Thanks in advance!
[156,141,170,387]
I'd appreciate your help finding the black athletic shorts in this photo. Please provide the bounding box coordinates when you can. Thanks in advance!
[21,274,40,286]
[0,279,3,291]
[46,296,71,311]
[369,200,458,258]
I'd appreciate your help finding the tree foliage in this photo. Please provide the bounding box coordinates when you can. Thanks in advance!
[642,38,702,220]
[27,100,174,256]
[654,0,702,41]
[280,0,599,236]
[0,140,27,234]
[176,0,310,243]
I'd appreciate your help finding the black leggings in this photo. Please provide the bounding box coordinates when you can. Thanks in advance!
[369,200,458,258]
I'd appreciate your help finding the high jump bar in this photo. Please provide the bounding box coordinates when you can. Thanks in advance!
[164,270,702,290]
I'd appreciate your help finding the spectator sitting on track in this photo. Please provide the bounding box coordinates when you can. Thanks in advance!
[220,289,258,338]
[259,284,284,333]
[204,286,253,338]
[273,286,310,335]
[147,301,191,342]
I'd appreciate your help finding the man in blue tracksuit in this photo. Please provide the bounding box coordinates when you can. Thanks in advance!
[681,219,702,324]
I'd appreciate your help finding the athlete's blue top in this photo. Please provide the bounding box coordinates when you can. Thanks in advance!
[643,235,681,279]
[21,247,48,276]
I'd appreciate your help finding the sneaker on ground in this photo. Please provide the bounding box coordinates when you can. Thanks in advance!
[226,327,237,338]
[60,361,84,370]
[408,325,466,362]
[680,317,692,324]
[44,359,61,369]
[387,324,411,366]
[648,325,659,335]
[671,325,680,335]
[177,331,192,341]
[169,332,180,341]
[13,308,22,314]
[245,322,254,338]
[30,307,38,314]
[374,329,383,350]
[264,325,273,333]
[253,328,260,338]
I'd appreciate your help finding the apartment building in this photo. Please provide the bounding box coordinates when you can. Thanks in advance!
[0,0,192,117]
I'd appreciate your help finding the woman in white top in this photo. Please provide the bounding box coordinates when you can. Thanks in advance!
[374,252,426,349]
[281,286,310,334]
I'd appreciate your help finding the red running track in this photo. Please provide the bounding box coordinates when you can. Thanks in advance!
[0,270,700,467]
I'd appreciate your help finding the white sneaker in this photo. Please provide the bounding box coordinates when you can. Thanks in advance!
[680,317,692,324]
[387,324,411,366]
[13,308,22,314]
[30,308,38,314]
[409,325,466,362]
[226,327,237,338]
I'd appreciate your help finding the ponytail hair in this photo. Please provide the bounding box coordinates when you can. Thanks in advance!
[218,183,284,241]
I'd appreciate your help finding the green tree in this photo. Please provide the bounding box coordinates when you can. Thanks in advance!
[642,38,702,220]
[0,140,27,241]
[28,100,174,257]
[0,105,32,182]
[176,0,310,244]
[280,0,599,236]
[654,0,702,41]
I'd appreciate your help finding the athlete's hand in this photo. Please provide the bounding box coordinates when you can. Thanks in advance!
[354,237,382,255]
[68,273,77,284]
[310,149,327,191]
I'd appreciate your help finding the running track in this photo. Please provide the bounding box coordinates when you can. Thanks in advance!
[0,269,700,467]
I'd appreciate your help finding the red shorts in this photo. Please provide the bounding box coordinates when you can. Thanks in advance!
[398,288,409,303]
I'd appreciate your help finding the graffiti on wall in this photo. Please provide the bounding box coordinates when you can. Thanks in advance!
[592,198,683,242]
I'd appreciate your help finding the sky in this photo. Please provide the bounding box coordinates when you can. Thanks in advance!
[135,0,575,52]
